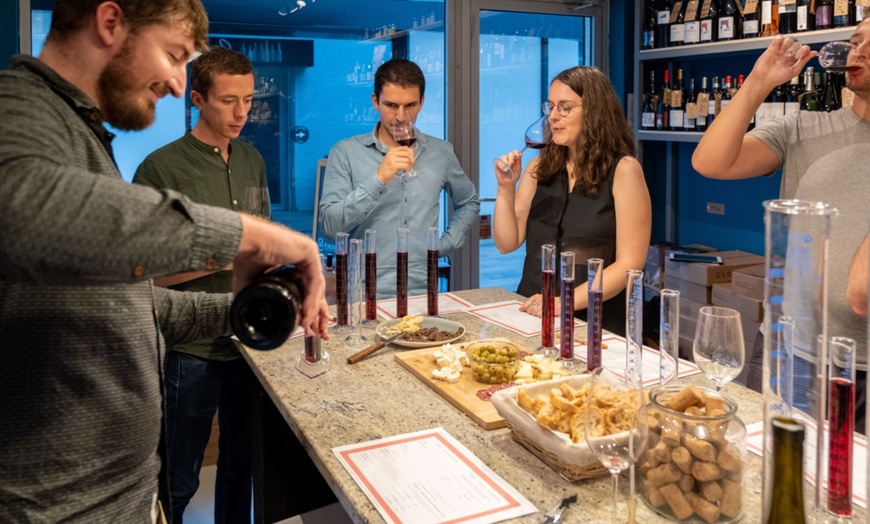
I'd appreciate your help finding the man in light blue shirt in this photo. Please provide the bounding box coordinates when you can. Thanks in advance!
[319,59,479,298]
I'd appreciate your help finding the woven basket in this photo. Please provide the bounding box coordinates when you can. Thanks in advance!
[504,418,608,482]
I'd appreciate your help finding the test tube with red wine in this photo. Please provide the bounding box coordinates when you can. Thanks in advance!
[538,244,557,357]
[827,336,856,518]
[559,251,577,371]
[427,226,439,316]
[586,258,604,372]
[333,232,350,331]
[296,321,330,378]
[364,229,378,322]
[396,228,409,318]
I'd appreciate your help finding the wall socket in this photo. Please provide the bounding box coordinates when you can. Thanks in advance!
[707,202,725,215]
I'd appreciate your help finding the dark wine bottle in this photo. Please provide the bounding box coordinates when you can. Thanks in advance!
[857,1,866,23]
[230,264,305,350]
[670,68,686,130]
[721,75,734,115]
[700,0,720,42]
[779,0,797,34]
[834,0,856,27]
[820,71,842,112]
[642,70,657,130]
[816,0,834,29]
[744,0,762,38]
[670,0,688,46]
[658,69,672,129]
[785,74,801,116]
[763,417,807,524]
[697,76,710,130]
[684,77,698,131]
[762,0,780,36]
[797,0,817,31]
[644,0,657,49]
[684,0,702,44]
[718,0,743,40]
[656,0,673,48]
[709,75,721,124]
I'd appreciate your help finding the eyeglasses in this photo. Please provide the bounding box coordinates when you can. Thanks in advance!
[542,101,578,118]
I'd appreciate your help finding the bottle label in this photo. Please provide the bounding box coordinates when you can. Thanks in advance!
[817,5,833,26]
[669,109,684,127]
[670,1,685,23]
[686,0,701,21]
[745,0,760,11]
[785,101,800,115]
[671,23,686,42]
[835,0,849,17]
[685,21,701,42]
[762,1,772,24]
[700,0,714,18]
[744,20,760,35]
[719,16,735,38]
[858,6,866,22]
[700,19,713,42]
[797,6,809,30]
[697,92,710,115]
[644,30,655,48]
[642,112,656,128]
[664,87,673,106]
[685,101,699,120]
[671,89,682,107]
[658,10,671,24]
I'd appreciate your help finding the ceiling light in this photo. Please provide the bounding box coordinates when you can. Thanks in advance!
[278,0,314,16]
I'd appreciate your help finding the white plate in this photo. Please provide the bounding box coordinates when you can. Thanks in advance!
[376,317,466,348]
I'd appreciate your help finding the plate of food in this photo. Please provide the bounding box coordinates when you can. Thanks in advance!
[376,315,466,348]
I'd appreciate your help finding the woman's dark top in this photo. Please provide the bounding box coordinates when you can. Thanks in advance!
[516,163,627,336]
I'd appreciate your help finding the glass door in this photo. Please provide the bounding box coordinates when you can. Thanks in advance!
[466,2,604,291]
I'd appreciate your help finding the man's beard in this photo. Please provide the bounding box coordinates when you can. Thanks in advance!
[97,41,157,131]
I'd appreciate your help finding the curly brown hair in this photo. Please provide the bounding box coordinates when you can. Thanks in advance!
[48,0,209,51]
[535,67,635,197]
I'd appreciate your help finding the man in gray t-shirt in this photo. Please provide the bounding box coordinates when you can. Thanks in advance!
[693,22,870,431]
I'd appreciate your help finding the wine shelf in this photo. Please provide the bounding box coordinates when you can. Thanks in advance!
[637,130,703,143]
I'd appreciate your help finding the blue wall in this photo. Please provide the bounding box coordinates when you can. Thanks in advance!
[2,1,17,62]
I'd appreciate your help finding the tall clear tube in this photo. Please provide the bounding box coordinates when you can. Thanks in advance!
[659,289,680,385]
[333,232,350,333]
[559,251,577,371]
[586,258,604,372]
[625,270,644,386]
[364,229,378,323]
[538,244,557,357]
[396,228,409,318]
[827,336,856,518]
[427,226,439,317]
[344,239,367,347]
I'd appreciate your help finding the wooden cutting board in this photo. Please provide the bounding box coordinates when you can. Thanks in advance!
[394,346,509,430]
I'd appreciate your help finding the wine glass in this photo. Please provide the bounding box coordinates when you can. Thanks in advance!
[494,114,551,176]
[244,186,271,218]
[693,306,745,391]
[785,38,856,72]
[392,122,417,177]
[584,372,648,524]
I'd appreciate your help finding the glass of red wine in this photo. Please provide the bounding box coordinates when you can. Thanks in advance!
[494,114,551,177]
[426,226,439,317]
[396,228,409,318]
[363,229,378,324]
[559,251,577,371]
[392,121,418,178]
[827,336,856,518]
[537,244,557,358]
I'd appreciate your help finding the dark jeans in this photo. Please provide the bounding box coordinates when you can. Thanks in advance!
[746,330,867,434]
[165,351,254,524]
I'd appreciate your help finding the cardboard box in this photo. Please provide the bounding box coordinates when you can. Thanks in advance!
[679,295,709,320]
[678,334,694,361]
[665,250,764,287]
[731,264,765,301]
[712,283,764,322]
[679,312,698,341]
[663,274,712,304]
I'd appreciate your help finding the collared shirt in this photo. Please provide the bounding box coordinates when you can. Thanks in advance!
[134,132,268,360]
[319,125,480,298]
[0,55,242,521]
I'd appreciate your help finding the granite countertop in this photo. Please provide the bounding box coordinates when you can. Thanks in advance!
[240,287,767,524]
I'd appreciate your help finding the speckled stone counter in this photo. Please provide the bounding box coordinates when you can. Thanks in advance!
[239,287,767,524]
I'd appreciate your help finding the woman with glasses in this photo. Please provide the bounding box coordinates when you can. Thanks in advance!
[493,66,651,336]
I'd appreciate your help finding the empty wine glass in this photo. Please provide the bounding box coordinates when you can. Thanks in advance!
[584,372,648,524]
[693,306,745,391]
[494,115,551,176]
[785,38,856,72]
[392,121,418,177]
[244,186,271,218]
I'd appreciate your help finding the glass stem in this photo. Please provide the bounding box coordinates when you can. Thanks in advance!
[611,472,619,524]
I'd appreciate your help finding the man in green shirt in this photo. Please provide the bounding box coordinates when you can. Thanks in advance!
[134,46,265,523]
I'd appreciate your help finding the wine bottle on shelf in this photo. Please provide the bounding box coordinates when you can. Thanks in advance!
[717,0,743,40]
[697,76,710,131]
[857,1,866,23]
[670,0,687,46]
[700,0,720,42]
[670,68,686,131]
[656,0,673,48]
[721,75,734,115]
[834,0,856,27]
[684,77,698,131]
[797,0,817,31]
[779,0,797,34]
[684,0,702,44]
[763,418,808,524]
[816,0,834,29]
[644,0,657,49]
[658,69,672,130]
[762,0,780,35]
[820,71,842,112]
[785,75,801,116]
[642,70,657,130]
[230,265,305,351]
[801,67,819,111]
[744,0,762,38]
[709,76,721,124]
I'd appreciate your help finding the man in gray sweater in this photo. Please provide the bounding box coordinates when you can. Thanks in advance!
[0,1,329,521]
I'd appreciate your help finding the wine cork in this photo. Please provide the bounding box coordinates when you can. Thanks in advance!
[667,385,704,412]
[660,483,694,520]
[671,445,694,474]
[685,491,721,524]
[720,478,742,518]
[648,462,683,488]
[685,436,717,462]
[691,461,722,482]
